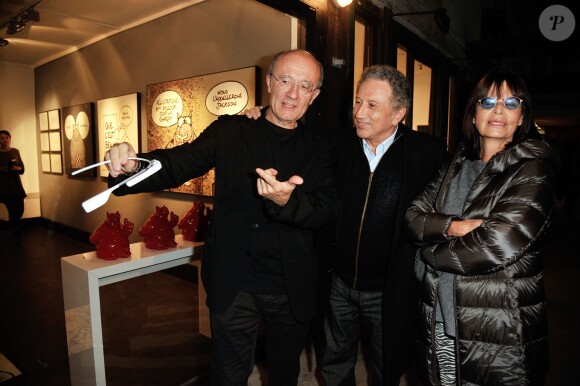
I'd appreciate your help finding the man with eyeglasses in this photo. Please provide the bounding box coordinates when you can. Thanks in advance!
[104,49,340,385]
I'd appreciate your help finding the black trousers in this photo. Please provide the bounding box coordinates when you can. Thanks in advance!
[0,196,24,231]
[209,291,311,386]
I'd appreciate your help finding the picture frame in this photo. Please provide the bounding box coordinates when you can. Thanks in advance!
[48,109,61,130]
[50,153,63,175]
[40,132,50,152]
[97,93,140,177]
[145,66,257,196]
[49,131,62,152]
[41,153,51,173]
[62,102,96,176]
[39,111,49,131]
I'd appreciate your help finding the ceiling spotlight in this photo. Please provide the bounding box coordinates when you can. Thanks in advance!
[7,18,25,34]
[333,0,353,7]
[0,37,9,47]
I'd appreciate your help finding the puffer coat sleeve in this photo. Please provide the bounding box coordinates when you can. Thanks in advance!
[405,140,556,276]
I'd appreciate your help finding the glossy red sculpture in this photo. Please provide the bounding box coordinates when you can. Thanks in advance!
[139,205,179,250]
[89,211,134,260]
[178,202,212,241]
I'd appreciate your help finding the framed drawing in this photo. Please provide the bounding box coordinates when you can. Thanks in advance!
[62,103,96,176]
[146,66,257,196]
[49,131,62,152]
[40,132,50,152]
[50,153,63,175]
[97,93,140,177]
[39,111,49,131]
[41,153,51,173]
[48,109,61,130]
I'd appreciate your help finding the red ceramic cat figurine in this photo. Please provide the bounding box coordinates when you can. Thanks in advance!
[89,211,134,260]
[178,201,206,241]
[139,205,179,250]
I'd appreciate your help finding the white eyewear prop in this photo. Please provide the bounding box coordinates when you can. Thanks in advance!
[72,157,162,213]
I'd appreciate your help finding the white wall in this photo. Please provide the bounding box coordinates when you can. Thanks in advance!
[0,62,41,220]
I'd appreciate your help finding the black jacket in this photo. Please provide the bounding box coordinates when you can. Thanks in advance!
[112,113,340,321]
[327,124,448,381]
[405,139,557,385]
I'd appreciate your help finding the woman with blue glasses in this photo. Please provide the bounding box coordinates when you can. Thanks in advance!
[405,70,557,385]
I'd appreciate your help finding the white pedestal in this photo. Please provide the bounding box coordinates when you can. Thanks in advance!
[61,235,204,386]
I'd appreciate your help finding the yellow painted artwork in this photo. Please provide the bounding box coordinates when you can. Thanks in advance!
[146,66,257,196]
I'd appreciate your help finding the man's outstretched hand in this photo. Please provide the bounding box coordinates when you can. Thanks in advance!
[256,168,303,206]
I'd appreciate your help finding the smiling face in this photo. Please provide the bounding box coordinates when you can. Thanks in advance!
[265,51,321,129]
[353,79,406,151]
[474,81,523,148]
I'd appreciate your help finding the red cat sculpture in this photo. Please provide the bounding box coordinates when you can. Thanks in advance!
[178,201,209,241]
[139,205,179,250]
[89,211,134,260]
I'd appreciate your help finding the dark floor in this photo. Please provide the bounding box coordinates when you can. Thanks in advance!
[0,207,579,385]
[0,220,211,385]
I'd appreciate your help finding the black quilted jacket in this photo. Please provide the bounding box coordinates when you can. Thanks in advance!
[405,139,558,385]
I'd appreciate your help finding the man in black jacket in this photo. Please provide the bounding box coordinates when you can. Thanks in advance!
[320,65,448,385]
[104,49,340,386]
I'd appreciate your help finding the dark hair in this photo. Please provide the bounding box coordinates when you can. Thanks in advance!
[357,65,411,113]
[268,49,324,90]
[0,130,11,137]
[462,69,541,160]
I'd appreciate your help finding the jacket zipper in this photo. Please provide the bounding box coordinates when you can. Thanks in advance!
[352,132,403,289]
[353,171,373,289]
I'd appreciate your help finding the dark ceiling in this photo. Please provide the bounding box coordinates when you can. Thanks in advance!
[0,0,38,28]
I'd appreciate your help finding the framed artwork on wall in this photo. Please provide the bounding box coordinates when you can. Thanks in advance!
[41,153,51,173]
[40,132,50,152]
[62,102,96,176]
[50,153,63,175]
[145,66,257,196]
[97,93,140,177]
[48,109,61,130]
[49,131,62,152]
[39,111,49,131]
[39,109,64,175]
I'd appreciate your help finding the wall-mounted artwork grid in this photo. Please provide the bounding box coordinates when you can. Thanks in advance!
[38,109,64,174]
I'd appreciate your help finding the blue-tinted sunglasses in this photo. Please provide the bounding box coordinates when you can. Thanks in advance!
[478,96,523,110]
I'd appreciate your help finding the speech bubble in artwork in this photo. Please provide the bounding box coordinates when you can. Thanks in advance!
[152,91,184,127]
[205,81,249,116]
[76,111,90,139]
[64,111,90,140]
[119,105,134,128]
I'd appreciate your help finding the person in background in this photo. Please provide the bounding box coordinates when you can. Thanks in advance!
[104,49,340,386]
[405,70,557,385]
[0,130,26,242]
[245,64,448,385]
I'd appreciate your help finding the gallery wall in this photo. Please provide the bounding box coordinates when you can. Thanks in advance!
[34,0,293,241]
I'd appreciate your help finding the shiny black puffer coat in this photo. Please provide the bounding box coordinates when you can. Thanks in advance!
[405,139,557,385]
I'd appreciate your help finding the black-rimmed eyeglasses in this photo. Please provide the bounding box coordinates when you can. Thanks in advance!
[478,96,523,110]
[270,74,316,96]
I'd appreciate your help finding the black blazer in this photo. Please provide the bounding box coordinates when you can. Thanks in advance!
[113,113,340,321]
